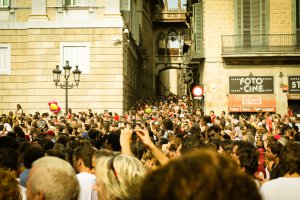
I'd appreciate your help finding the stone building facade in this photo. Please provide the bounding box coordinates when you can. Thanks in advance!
[0,0,155,114]
[186,0,300,115]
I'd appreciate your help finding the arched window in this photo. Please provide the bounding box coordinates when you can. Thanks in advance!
[167,31,180,55]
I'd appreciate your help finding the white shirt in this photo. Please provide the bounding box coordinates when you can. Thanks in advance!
[260,177,300,200]
[19,185,27,200]
[76,172,98,200]
[4,123,12,132]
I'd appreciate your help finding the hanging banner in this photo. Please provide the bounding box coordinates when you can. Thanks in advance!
[229,76,274,94]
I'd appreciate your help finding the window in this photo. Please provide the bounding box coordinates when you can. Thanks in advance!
[0,44,11,75]
[0,0,9,7]
[168,0,178,10]
[167,32,180,55]
[64,0,89,6]
[235,0,268,46]
[60,42,90,74]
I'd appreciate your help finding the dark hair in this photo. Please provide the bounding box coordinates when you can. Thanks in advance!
[0,136,19,149]
[294,132,300,142]
[220,140,234,155]
[39,139,54,152]
[162,119,173,131]
[269,142,283,156]
[57,134,69,147]
[23,145,45,169]
[139,150,261,200]
[130,140,145,160]
[278,141,300,176]
[88,129,100,140]
[107,131,121,151]
[0,147,19,171]
[236,141,258,176]
[181,135,205,154]
[74,146,95,169]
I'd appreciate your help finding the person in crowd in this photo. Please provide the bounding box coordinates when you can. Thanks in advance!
[20,144,45,187]
[94,153,146,200]
[73,146,97,200]
[2,96,300,200]
[260,141,300,200]
[16,104,23,118]
[265,141,283,180]
[0,168,22,200]
[139,150,261,200]
[26,156,79,200]
[0,147,27,199]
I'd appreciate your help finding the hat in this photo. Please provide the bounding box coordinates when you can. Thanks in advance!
[45,130,55,137]
[274,134,281,140]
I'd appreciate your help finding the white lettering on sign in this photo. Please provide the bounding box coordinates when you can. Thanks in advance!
[243,85,263,92]
[292,81,300,88]
[240,78,263,85]
[239,77,264,93]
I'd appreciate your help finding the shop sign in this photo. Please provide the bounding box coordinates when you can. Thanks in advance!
[288,76,300,93]
[229,76,274,94]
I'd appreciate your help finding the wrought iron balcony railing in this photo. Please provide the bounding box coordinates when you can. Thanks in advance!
[222,34,300,54]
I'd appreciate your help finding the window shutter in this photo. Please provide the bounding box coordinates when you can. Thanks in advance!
[63,45,89,74]
[236,0,268,46]
[3,0,9,6]
[252,0,260,34]
[193,2,203,50]
[296,0,300,45]
[120,0,130,11]
[64,0,72,5]
[0,47,9,74]
[296,0,300,32]
[0,48,4,71]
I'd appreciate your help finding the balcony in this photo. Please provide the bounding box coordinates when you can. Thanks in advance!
[152,3,187,23]
[186,33,204,63]
[222,34,300,65]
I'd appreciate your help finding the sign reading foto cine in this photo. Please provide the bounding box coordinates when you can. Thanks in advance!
[229,76,274,94]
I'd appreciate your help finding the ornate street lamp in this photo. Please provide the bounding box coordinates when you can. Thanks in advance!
[52,61,81,115]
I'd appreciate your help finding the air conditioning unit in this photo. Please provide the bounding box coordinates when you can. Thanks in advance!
[120,0,130,11]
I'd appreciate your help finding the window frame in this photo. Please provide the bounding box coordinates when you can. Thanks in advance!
[60,42,90,74]
[0,0,10,7]
[0,44,11,75]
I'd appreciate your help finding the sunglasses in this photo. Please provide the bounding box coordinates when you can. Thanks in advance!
[107,153,121,183]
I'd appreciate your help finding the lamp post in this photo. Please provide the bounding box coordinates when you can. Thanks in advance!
[52,61,81,115]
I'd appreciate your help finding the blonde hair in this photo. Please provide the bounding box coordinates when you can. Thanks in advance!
[29,156,79,200]
[95,154,146,200]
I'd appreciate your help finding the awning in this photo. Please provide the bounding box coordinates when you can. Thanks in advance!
[228,94,276,112]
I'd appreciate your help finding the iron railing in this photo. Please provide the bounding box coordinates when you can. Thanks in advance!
[222,34,300,54]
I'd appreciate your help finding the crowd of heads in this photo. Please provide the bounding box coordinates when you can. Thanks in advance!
[0,95,299,200]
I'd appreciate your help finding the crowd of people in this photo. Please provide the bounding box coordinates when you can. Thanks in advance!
[0,95,300,200]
